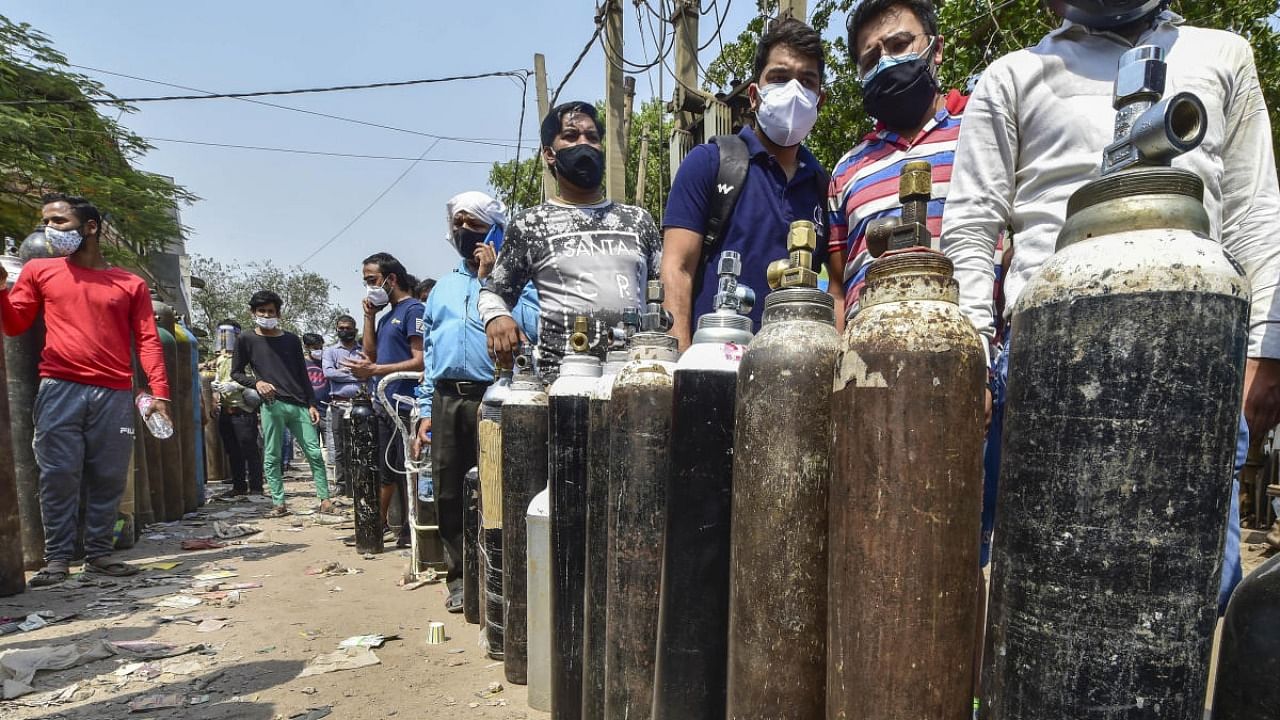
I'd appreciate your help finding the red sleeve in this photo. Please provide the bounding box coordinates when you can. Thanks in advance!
[131,281,169,399]
[0,264,43,337]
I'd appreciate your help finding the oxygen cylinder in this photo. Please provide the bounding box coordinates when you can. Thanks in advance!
[348,393,382,554]
[527,485,552,712]
[500,354,546,684]
[828,164,986,720]
[153,299,184,522]
[726,223,839,719]
[476,368,509,622]
[482,520,505,661]
[982,47,1240,720]
[1211,553,1280,719]
[654,253,755,720]
[603,281,676,720]
[4,244,44,569]
[463,466,482,625]
[549,318,602,718]
[182,322,205,507]
[0,323,22,595]
[117,450,136,550]
[201,369,224,486]
[582,312,638,720]
[132,359,155,530]
[172,324,198,513]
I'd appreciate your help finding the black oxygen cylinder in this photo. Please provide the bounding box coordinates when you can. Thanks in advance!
[154,319,184,522]
[500,357,547,683]
[483,522,505,660]
[581,339,633,720]
[0,326,22,596]
[653,253,755,720]
[132,358,154,530]
[463,466,482,625]
[548,321,601,719]
[172,325,198,514]
[603,282,677,720]
[348,394,382,554]
[1211,553,1280,719]
[4,248,44,570]
[982,135,1245,718]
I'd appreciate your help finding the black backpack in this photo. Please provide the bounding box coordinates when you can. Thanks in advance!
[700,134,830,257]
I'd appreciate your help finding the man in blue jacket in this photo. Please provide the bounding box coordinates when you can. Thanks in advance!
[413,191,539,612]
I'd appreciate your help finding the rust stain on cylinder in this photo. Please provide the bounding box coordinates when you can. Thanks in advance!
[828,255,986,720]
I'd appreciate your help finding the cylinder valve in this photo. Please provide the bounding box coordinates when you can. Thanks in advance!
[766,221,820,290]
[1102,45,1207,175]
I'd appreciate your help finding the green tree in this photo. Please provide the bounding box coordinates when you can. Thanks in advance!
[0,15,196,265]
[190,256,349,340]
[707,0,1280,170]
[488,155,544,211]
[626,97,676,222]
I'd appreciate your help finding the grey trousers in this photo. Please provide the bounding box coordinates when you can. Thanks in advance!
[33,378,135,563]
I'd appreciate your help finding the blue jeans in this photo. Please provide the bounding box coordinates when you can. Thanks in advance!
[980,342,1243,611]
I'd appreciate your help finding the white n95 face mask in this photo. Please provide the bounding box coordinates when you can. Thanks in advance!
[366,285,390,307]
[253,316,279,331]
[755,79,820,148]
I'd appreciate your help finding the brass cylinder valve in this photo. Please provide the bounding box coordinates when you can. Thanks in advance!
[766,221,820,290]
[866,160,934,258]
[569,315,591,354]
[641,280,674,333]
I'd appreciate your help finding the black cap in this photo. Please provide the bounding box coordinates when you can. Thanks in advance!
[540,101,603,148]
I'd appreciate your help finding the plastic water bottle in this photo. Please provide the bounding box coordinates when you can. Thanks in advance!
[136,393,174,439]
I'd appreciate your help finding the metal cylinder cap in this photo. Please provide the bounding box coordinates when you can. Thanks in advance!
[899,161,933,200]
[559,352,602,378]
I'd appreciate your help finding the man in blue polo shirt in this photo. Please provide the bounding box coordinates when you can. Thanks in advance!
[661,15,844,349]
[343,252,424,548]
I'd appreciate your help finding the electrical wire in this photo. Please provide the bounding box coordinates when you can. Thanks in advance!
[698,0,732,52]
[0,69,530,105]
[52,63,538,150]
[509,74,534,210]
[551,23,605,106]
[601,1,673,71]
[297,139,441,266]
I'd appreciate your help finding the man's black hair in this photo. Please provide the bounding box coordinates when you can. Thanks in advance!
[847,0,939,57]
[753,16,826,84]
[302,332,324,347]
[335,314,357,326]
[249,289,283,312]
[361,252,412,292]
[414,278,437,298]
[218,318,242,330]
[41,192,102,229]
[540,101,604,148]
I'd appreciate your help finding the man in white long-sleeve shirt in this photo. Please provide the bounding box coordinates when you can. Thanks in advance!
[941,0,1280,603]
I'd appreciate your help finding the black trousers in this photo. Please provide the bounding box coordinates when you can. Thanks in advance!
[433,387,482,584]
[218,409,263,493]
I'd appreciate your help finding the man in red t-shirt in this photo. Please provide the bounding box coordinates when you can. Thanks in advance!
[0,193,171,587]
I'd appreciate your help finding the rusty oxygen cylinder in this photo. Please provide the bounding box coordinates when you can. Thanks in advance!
[982,46,1242,720]
[548,318,602,719]
[172,323,198,514]
[603,281,676,720]
[828,161,986,720]
[725,222,839,719]
[582,311,638,720]
[500,351,547,682]
[1211,553,1280,719]
[153,297,185,522]
[201,368,223,487]
[463,466,482,625]
[133,359,156,530]
[6,237,45,568]
[653,252,754,720]
[0,250,20,595]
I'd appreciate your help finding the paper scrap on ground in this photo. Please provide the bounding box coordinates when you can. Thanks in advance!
[0,640,114,699]
[196,618,228,633]
[109,641,203,660]
[338,634,395,649]
[156,595,203,609]
[212,521,261,539]
[161,659,204,676]
[129,693,184,712]
[298,647,381,677]
[139,561,183,571]
[194,570,239,581]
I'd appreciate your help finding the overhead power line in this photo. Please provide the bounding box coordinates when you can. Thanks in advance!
[52,63,539,150]
[298,139,442,266]
[0,69,531,106]
[551,23,604,106]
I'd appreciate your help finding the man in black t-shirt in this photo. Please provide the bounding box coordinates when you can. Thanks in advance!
[231,290,333,516]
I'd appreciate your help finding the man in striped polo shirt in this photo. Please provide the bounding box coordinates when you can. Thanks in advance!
[829,0,1004,329]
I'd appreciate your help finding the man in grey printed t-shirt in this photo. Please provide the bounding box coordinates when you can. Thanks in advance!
[479,101,661,377]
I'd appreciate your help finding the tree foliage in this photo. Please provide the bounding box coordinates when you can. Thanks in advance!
[488,155,543,212]
[0,15,196,266]
[189,256,349,340]
[708,0,1280,171]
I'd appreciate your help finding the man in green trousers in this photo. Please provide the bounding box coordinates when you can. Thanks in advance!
[231,289,333,516]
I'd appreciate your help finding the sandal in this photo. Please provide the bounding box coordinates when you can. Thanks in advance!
[269,504,290,518]
[84,558,139,577]
[29,566,69,588]
[318,500,338,515]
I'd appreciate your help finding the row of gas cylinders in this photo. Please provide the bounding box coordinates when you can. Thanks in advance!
[452,192,1265,720]
[0,239,217,595]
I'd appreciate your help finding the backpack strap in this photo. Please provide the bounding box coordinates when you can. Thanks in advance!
[703,134,750,252]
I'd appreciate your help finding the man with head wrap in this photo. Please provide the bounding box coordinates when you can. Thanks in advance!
[412,190,539,612]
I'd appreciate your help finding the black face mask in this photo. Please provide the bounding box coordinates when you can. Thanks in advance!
[861,56,940,134]
[337,329,358,342]
[553,144,605,190]
[453,228,487,259]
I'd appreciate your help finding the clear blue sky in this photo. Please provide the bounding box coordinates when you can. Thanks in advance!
[1,0,758,325]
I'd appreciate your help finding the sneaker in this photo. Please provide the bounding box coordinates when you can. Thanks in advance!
[268,504,290,518]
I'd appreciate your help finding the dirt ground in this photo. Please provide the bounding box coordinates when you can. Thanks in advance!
[1,470,1272,720]
[0,470,530,720]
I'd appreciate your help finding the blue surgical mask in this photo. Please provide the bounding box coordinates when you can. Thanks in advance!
[861,36,938,85]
